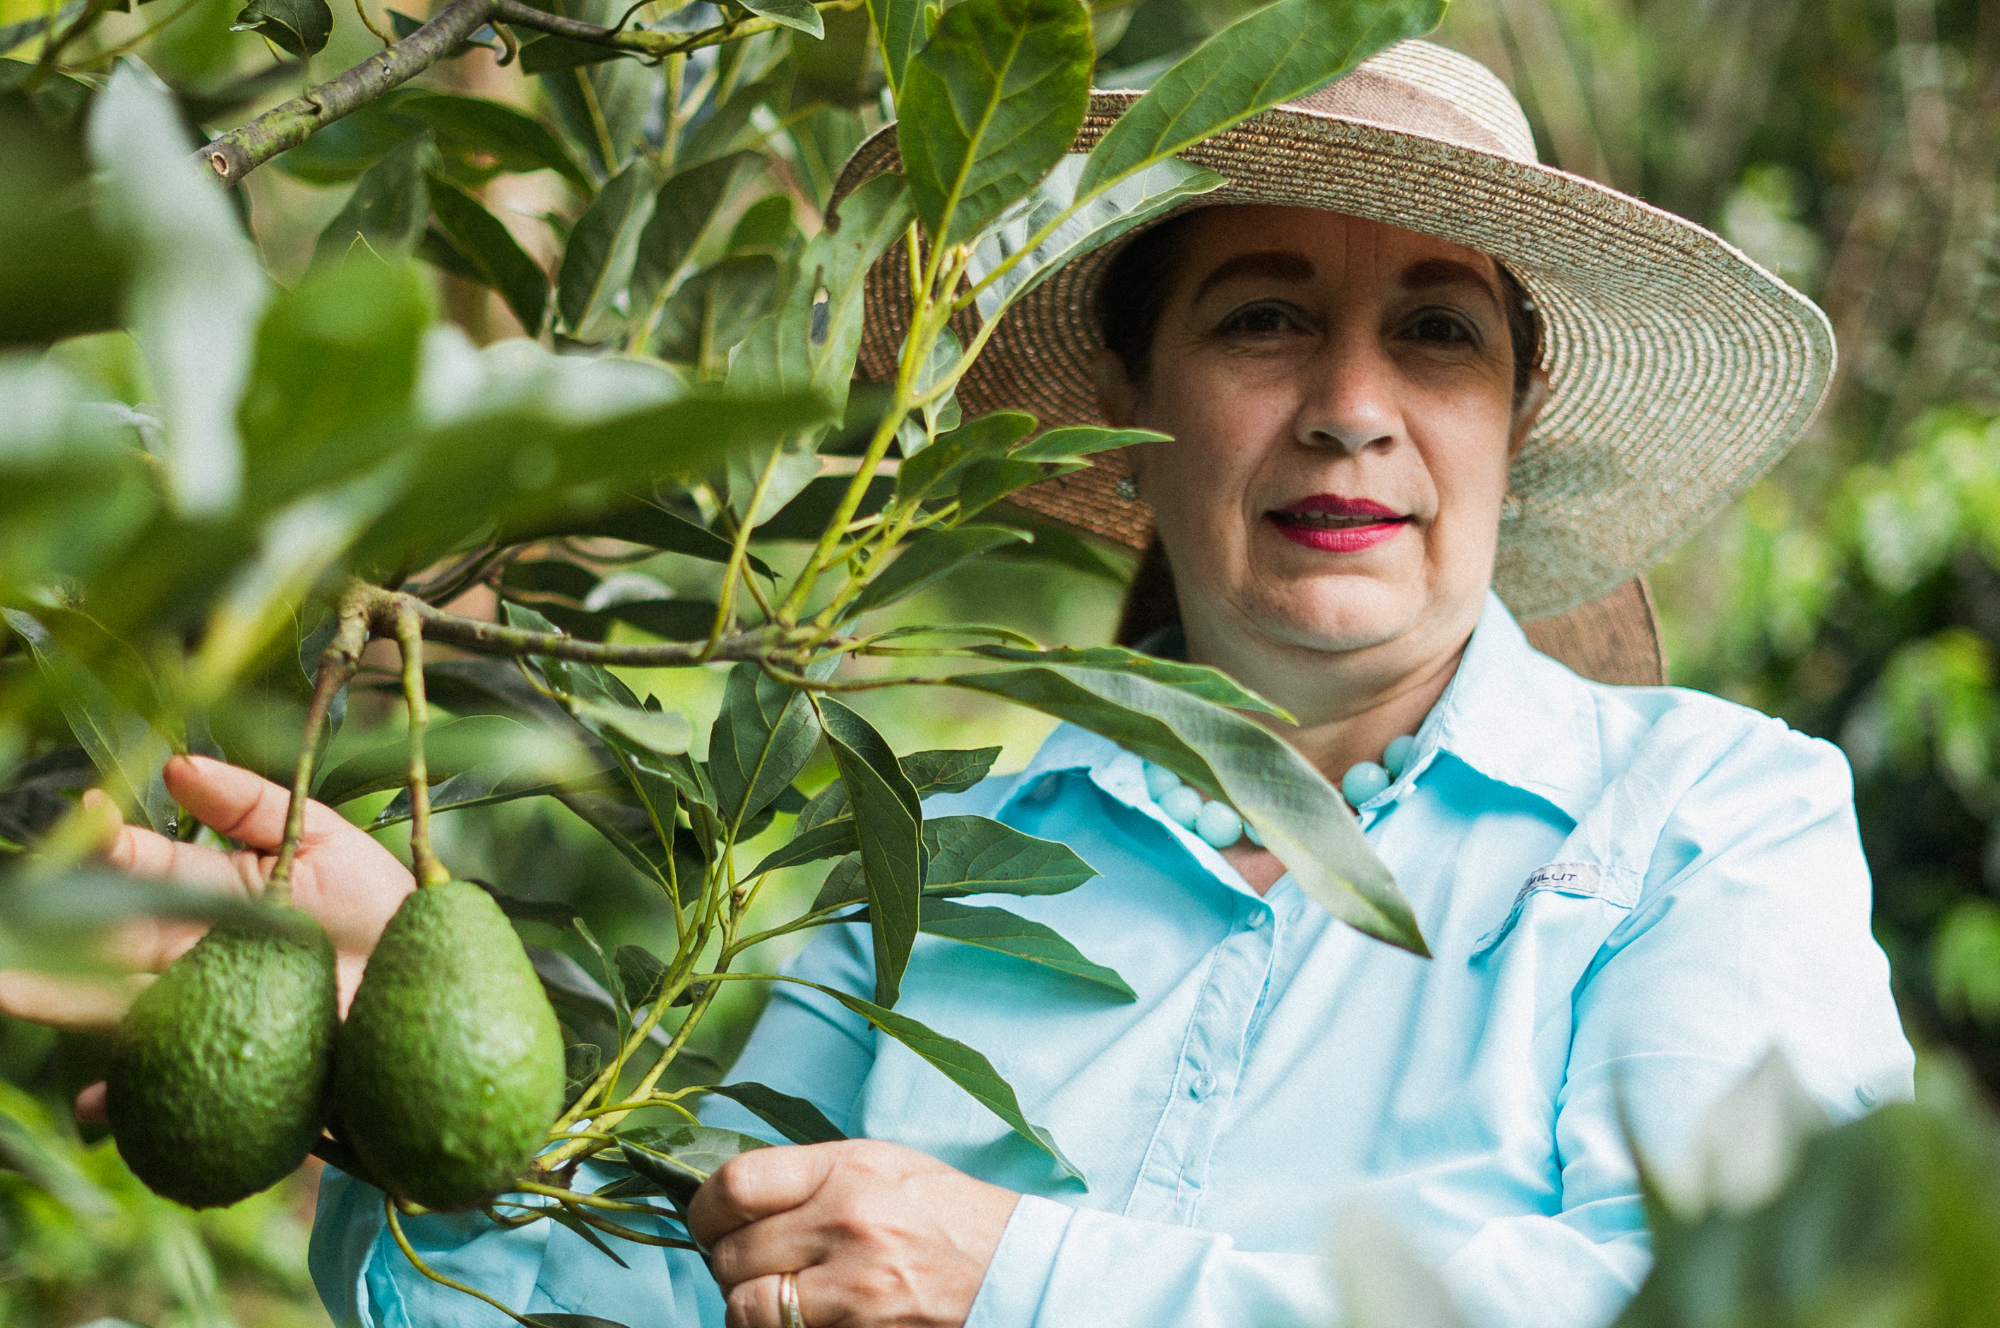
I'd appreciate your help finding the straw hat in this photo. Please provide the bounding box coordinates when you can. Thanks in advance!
[834,40,1837,686]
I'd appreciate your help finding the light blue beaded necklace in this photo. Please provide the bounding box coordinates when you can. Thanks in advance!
[1139,733,1416,850]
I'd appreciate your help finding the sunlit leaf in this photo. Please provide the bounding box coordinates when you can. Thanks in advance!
[1077,0,1443,194]
[620,1123,771,1208]
[740,0,823,36]
[901,898,1131,997]
[898,0,1093,249]
[866,0,926,93]
[966,645,1289,718]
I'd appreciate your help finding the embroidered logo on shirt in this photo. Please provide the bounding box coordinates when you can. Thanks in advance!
[1471,861,1637,958]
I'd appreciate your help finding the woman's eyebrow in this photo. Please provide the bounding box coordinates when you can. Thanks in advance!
[1191,252,1315,299]
[1400,258,1501,310]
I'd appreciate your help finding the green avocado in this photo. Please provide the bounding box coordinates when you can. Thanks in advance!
[334,881,563,1211]
[107,908,338,1209]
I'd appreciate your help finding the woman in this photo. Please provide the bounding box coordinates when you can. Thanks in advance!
[11,39,1910,1328]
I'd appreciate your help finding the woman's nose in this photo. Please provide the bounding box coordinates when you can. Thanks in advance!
[1293,336,1400,457]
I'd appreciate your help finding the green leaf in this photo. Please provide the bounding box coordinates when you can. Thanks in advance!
[231,0,331,56]
[866,0,926,93]
[790,978,1081,1180]
[519,34,630,72]
[555,790,674,887]
[949,665,1425,953]
[426,174,550,334]
[1011,425,1171,461]
[630,153,760,332]
[652,255,783,369]
[395,91,590,190]
[966,155,1223,318]
[920,813,1096,897]
[1,610,173,832]
[272,103,428,184]
[620,1124,771,1208]
[355,385,833,571]
[895,410,1038,504]
[747,815,860,878]
[314,714,547,805]
[817,699,923,1007]
[709,662,820,836]
[849,525,1032,615]
[703,1082,847,1143]
[510,503,776,580]
[314,137,431,263]
[1077,0,1444,195]
[965,646,1289,718]
[87,63,270,520]
[916,899,1133,997]
[556,157,658,342]
[797,745,1000,831]
[473,880,582,929]
[567,698,694,756]
[898,0,1093,249]
[372,761,611,828]
[986,521,1128,583]
[614,943,668,1006]
[740,0,823,37]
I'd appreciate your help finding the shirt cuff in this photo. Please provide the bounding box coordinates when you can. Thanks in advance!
[965,1194,1074,1328]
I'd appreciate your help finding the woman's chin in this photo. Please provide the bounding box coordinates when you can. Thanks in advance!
[1239,580,1434,656]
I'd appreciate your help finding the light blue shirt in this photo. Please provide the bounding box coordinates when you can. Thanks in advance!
[312,593,1913,1327]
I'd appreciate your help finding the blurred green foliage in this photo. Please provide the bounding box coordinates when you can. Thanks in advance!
[6,0,2000,1322]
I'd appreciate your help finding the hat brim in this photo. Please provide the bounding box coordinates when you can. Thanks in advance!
[838,91,1834,627]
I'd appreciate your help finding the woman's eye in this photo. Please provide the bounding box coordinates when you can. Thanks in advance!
[1407,312,1475,345]
[1217,303,1304,336]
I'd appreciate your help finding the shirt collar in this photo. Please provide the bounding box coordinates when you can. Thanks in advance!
[996,591,1607,826]
[1412,591,1605,823]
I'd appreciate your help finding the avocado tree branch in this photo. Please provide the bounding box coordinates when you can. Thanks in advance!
[195,0,502,185]
[268,591,371,904]
[400,593,830,669]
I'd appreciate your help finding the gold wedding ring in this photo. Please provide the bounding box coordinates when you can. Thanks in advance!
[778,1271,806,1328]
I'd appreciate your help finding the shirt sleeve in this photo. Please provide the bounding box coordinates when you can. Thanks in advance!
[307,923,883,1327]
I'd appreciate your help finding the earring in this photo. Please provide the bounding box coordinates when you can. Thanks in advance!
[1115,476,1138,501]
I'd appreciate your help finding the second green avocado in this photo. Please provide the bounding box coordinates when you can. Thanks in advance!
[335,880,563,1210]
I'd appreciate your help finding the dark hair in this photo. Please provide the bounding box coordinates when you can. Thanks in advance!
[1099,210,1546,648]
[1095,210,1545,401]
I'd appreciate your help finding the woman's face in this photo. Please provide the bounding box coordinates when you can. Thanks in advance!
[1106,206,1544,666]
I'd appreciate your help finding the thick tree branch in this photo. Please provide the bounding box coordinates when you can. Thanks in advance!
[195,0,501,184]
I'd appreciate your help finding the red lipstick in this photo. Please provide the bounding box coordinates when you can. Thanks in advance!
[1267,495,1410,553]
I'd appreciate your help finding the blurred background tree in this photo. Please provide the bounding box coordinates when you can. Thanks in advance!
[4,0,2000,1323]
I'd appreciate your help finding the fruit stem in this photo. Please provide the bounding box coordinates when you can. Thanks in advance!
[393,604,451,888]
[269,591,370,907]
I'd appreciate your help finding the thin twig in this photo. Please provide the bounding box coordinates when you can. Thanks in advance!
[394,604,450,888]
[385,1198,545,1328]
[268,593,371,905]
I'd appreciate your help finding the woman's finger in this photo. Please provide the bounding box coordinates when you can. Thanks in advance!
[0,970,149,1032]
[722,1270,834,1328]
[74,1081,107,1123]
[688,1144,839,1248]
[707,1211,836,1291]
[161,755,302,851]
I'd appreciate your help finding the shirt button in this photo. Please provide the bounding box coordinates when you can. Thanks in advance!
[1188,1071,1215,1100]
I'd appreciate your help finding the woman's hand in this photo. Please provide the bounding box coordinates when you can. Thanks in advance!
[689,1139,1019,1328]
[0,755,415,1117]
